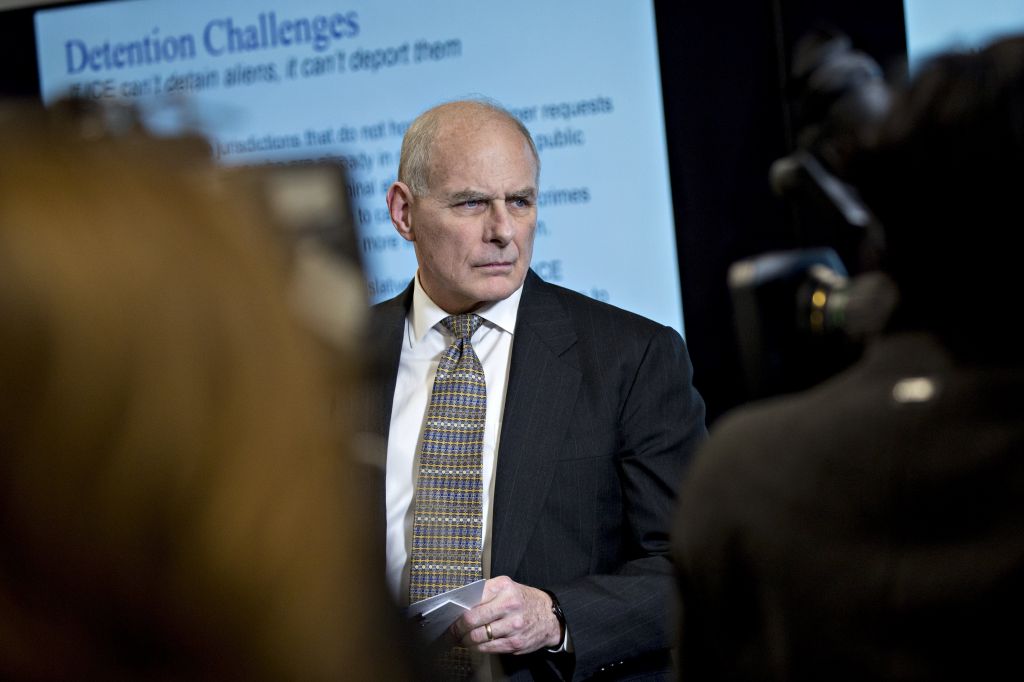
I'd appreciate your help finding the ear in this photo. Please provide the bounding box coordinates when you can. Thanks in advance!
[386,181,416,242]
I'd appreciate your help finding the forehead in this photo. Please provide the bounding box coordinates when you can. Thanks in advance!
[426,118,538,193]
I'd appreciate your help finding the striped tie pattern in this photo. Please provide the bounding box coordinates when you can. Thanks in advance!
[410,314,486,680]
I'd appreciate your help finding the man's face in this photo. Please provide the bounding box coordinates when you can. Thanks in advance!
[403,119,538,313]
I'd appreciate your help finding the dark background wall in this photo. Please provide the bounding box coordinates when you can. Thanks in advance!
[655,0,907,424]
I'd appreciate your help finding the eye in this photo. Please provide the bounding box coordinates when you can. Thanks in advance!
[453,197,486,211]
[509,197,532,209]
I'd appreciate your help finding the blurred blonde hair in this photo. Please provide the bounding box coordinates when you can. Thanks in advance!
[0,100,406,680]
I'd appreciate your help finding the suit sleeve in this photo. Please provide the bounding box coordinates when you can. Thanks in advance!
[555,325,708,680]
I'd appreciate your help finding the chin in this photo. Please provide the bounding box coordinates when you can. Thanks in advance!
[471,285,516,306]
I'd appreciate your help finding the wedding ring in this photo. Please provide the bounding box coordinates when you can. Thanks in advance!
[485,623,494,641]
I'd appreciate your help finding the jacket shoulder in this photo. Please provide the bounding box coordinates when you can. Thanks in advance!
[529,276,675,340]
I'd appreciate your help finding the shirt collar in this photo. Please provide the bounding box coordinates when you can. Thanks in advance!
[409,272,524,343]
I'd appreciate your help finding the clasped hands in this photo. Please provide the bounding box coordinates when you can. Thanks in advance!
[448,575,562,655]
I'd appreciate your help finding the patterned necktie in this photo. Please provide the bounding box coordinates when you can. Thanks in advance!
[409,314,486,680]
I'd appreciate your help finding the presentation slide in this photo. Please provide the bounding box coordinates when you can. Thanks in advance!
[34,0,686,335]
[904,0,1024,71]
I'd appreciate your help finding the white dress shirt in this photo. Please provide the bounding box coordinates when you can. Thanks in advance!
[385,274,523,602]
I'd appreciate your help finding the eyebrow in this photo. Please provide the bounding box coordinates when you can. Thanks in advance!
[507,187,537,201]
[447,189,491,203]
[445,187,537,203]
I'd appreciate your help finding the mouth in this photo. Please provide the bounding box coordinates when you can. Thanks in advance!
[475,260,515,271]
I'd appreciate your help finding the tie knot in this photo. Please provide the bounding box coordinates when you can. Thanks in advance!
[442,314,483,341]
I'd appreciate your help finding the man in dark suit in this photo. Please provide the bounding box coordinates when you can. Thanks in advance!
[370,99,707,680]
[672,35,1024,681]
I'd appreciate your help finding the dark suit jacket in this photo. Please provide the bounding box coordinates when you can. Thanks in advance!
[673,332,1024,681]
[369,270,707,681]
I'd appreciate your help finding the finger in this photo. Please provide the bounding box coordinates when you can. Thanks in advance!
[482,575,514,599]
[448,614,473,643]
[474,620,530,656]
[451,577,523,642]
[456,620,499,655]
[460,586,516,633]
[452,602,502,642]
[472,621,497,646]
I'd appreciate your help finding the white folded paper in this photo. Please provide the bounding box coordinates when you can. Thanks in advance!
[403,579,486,643]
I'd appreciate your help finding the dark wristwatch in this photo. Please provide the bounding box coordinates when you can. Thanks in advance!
[541,588,566,639]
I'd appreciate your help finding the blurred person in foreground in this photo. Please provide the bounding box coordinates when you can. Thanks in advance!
[371,98,707,681]
[672,34,1024,681]
[0,100,412,681]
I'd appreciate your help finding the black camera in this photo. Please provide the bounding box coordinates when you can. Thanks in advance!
[729,28,898,401]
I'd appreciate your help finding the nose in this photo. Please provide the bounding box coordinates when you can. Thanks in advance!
[485,200,515,246]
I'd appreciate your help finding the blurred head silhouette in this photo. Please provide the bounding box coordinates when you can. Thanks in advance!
[0,99,409,680]
[854,34,1024,362]
[674,33,1024,682]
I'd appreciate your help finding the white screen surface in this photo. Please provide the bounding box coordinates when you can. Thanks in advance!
[904,0,1024,72]
[35,0,686,335]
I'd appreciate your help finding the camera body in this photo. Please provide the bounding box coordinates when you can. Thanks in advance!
[729,28,897,400]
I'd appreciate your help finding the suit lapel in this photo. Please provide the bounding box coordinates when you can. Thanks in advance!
[367,282,414,439]
[360,282,414,572]
[491,271,581,577]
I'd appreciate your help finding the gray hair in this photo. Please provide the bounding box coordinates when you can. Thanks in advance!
[397,98,540,196]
